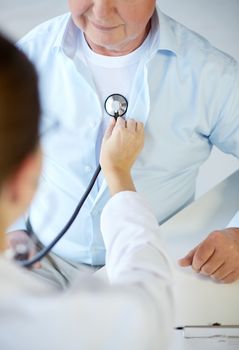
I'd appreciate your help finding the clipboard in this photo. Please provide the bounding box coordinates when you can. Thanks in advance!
[171,325,239,350]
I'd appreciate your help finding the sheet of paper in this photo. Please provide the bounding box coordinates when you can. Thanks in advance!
[171,328,239,350]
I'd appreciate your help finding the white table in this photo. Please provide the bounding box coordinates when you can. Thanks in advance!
[160,170,239,327]
[159,170,239,349]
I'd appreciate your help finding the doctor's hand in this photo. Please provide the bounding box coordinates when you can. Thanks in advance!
[178,227,239,283]
[7,230,41,269]
[100,117,144,195]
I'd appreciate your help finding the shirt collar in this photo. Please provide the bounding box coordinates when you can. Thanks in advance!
[53,5,182,58]
[52,13,79,58]
[150,3,182,57]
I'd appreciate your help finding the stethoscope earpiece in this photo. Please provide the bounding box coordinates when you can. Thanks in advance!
[104,94,128,119]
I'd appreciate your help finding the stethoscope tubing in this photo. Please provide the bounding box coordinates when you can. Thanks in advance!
[20,164,101,267]
[18,94,128,268]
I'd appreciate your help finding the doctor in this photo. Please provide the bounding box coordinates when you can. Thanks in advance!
[0,33,173,349]
[9,0,239,284]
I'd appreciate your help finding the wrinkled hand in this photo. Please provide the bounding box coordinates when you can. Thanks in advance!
[7,230,41,268]
[100,117,144,175]
[178,228,239,283]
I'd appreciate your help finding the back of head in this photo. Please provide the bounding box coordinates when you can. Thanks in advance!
[0,33,40,187]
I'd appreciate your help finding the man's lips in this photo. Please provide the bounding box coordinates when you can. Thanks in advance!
[91,21,120,31]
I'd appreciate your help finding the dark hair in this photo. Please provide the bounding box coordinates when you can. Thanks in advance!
[0,33,40,185]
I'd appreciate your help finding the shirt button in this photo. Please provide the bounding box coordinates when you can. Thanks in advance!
[84,165,92,173]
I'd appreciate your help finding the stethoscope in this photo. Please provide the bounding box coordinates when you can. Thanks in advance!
[16,94,128,268]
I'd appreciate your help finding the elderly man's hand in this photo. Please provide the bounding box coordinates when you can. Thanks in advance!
[178,228,239,283]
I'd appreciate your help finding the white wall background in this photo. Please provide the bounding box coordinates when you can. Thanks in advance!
[0,0,238,198]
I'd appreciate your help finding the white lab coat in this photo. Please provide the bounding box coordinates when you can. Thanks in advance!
[0,192,173,350]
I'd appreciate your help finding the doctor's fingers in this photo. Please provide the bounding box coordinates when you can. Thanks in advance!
[103,117,116,140]
[126,120,144,149]
[115,116,126,129]
[136,121,144,134]
[126,119,144,133]
[125,118,137,131]
[115,117,144,132]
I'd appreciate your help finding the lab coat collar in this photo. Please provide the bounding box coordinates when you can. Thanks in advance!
[52,6,182,59]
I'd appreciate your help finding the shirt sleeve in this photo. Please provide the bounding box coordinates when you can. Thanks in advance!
[209,59,239,158]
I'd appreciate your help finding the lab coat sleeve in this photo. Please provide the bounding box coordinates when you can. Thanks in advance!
[2,191,174,350]
[100,190,174,349]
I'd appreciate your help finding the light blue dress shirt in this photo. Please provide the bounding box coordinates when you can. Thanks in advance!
[15,4,239,265]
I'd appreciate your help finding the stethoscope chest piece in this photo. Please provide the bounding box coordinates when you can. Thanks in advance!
[104,94,128,118]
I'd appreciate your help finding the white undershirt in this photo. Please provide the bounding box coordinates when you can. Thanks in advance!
[80,32,151,121]
[79,32,151,187]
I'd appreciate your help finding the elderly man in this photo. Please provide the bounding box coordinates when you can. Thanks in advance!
[9,0,239,286]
